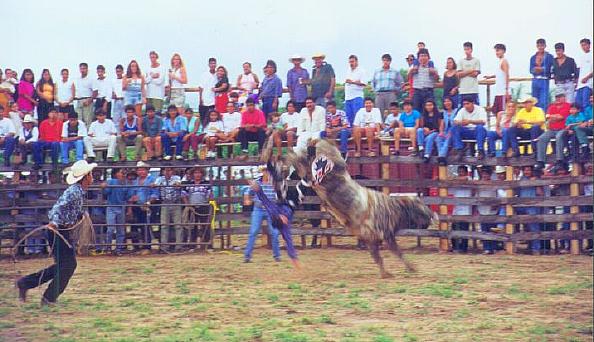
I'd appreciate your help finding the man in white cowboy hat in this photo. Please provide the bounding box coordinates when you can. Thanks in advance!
[16,159,97,305]
[309,53,335,106]
[17,114,39,164]
[508,95,545,157]
[286,54,309,112]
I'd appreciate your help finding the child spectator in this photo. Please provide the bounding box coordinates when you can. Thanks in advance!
[267,112,284,137]
[182,108,204,160]
[394,100,420,155]
[321,100,351,159]
[18,115,38,164]
[417,99,442,162]
[380,102,400,137]
[141,105,163,160]
[203,110,225,158]
[221,102,242,142]
[487,102,517,157]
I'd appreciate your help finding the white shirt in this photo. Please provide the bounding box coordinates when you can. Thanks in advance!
[8,111,22,138]
[353,108,382,127]
[112,77,124,99]
[0,118,16,137]
[75,75,94,98]
[205,120,224,137]
[494,57,508,96]
[344,66,367,100]
[297,106,326,135]
[457,57,481,94]
[145,64,167,99]
[222,112,242,133]
[62,120,88,138]
[450,186,472,215]
[577,50,593,90]
[454,105,487,128]
[20,126,38,142]
[88,119,116,138]
[199,70,217,106]
[93,78,113,102]
[280,111,301,129]
[56,79,74,103]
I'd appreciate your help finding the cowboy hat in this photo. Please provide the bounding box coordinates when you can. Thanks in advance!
[495,165,506,174]
[66,160,97,185]
[311,52,326,59]
[136,161,150,168]
[289,54,305,63]
[520,96,538,104]
[23,114,35,123]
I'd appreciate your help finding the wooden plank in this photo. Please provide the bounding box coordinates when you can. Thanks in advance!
[438,165,449,252]
[570,163,581,255]
[505,165,515,254]
[437,213,593,224]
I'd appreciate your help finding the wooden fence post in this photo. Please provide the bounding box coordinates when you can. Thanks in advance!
[381,141,390,195]
[505,165,515,254]
[438,165,449,252]
[570,163,582,255]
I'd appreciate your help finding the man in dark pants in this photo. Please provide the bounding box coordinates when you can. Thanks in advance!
[16,159,97,305]
[450,165,472,253]
[237,98,266,159]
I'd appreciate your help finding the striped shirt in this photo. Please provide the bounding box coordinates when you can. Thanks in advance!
[372,68,403,92]
[412,65,435,89]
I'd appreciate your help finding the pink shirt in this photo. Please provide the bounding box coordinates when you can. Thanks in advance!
[17,81,35,112]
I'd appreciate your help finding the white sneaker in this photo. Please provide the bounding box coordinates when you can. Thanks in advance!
[175,155,183,160]
[407,146,414,151]
[419,146,424,152]
[163,155,172,161]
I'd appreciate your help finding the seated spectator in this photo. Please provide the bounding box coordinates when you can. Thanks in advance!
[60,111,87,165]
[182,108,204,160]
[487,102,517,157]
[129,161,158,253]
[476,166,497,255]
[582,163,593,253]
[535,93,571,173]
[380,102,400,138]
[203,110,225,159]
[84,109,117,162]
[33,108,62,169]
[451,97,488,160]
[267,112,284,137]
[320,100,351,159]
[516,165,544,255]
[221,101,242,143]
[417,99,442,162]
[508,96,544,157]
[117,105,143,161]
[17,114,38,164]
[0,105,16,167]
[273,101,300,155]
[161,104,187,161]
[353,97,382,157]
[574,95,593,159]
[155,167,183,252]
[436,97,456,165]
[8,102,23,138]
[100,168,132,255]
[238,98,267,158]
[394,100,420,155]
[182,167,213,249]
[141,105,163,160]
[450,165,472,253]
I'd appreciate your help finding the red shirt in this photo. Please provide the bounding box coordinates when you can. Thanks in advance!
[546,102,570,130]
[39,119,63,142]
[240,109,266,132]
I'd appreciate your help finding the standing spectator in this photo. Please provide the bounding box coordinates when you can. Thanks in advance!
[442,58,460,108]
[575,38,593,110]
[260,60,283,118]
[169,53,188,115]
[182,108,204,160]
[394,100,420,155]
[161,104,187,161]
[309,53,335,106]
[129,161,158,253]
[0,69,15,115]
[117,105,144,161]
[417,99,442,162]
[404,54,416,100]
[55,68,75,116]
[408,48,439,112]
[508,96,545,157]
[182,167,213,249]
[286,55,309,112]
[33,108,62,169]
[100,168,131,255]
[17,69,37,115]
[145,51,167,112]
[238,98,266,158]
[574,95,593,159]
[92,65,113,117]
[352,97,382,157]
[199,58,217,126]
[451,97,488,160]
[487,101,517,157]
[84,109,117,162]
[530,38,554,110]
[296,97,326,152]
[122,60,146,117]
[0,106,16,167]
[516,165,544,255]
[111,65,125,131]
[450,165,472,253]
[155,167,183,252]
[372,54,403,117]
[75,63,95,127]
[484,44,510,114]
[552,42,578,103]
[221,102,242,143]
[535,91,571,172]
[321,100,351,159]
[60,111,87,165]
[142,104,163,160]
[344,55,367,125]
[35,69,55,122]
[213,66,230,114]
[476,166,497,255]
[18,114,38,164]
[236,62,260,98]
[7,102,23,138]
[457,42,481,104]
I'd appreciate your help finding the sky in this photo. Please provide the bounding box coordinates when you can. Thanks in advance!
[3,0,593,104]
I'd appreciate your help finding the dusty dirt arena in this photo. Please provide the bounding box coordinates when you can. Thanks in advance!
[1,238,592,342]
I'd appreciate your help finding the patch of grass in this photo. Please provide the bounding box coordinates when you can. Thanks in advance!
[267,294,280,303]
[416,283,462,298]
[0,322,16,329]
[454,308,471,319]
[403,332,418,342]
[335,281,347,288]
[273,330,311,342]
[132,326,153,338]
[317,314,335,324]
[506,284,533,300]
[373,335,395,342]
[176,280,190,294]
[547,281,592,295]
[453,276,469,284]
[391,285,408,294]
[91,317,122,332]
[527,325,557,335]
[288,282,302,291]
[142,266,154,274]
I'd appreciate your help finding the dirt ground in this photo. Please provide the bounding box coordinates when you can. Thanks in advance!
[0,238,592,342]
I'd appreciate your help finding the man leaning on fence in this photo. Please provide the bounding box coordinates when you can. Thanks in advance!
[182,167,213,250]
[154,167,183,252]
[129,161,158,253]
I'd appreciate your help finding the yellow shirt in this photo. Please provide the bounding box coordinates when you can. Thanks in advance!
[41,83,54,102]
[513,107,545,130]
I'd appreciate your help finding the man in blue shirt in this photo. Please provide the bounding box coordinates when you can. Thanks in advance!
[259,60,283,117]
[286,55,309,112]
[101,168,132,255]
[530,38,554,110]
[160,105,187,161]
[129,161,158,252]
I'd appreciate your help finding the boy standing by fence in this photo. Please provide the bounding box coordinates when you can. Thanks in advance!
[450,165,472,253]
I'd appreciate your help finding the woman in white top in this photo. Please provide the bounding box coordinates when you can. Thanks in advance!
[122,60,146,116]
[235,62,259,101]
[169,53,188,115]
[145,51,167,112]
[54,68,75,117]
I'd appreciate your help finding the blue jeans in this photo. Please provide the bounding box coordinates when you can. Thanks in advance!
[261,97,276,116]
[508,125,542,154]
[0,136,16,165]
[33,141,60,165]
[412,88,434,112]
[517,206,541,251]
[60,140,84,164]
[481,223,497,252]
[345,97,364,126]
[451,125,487,152]
[321,129,351,153]
[417,129,438,157]
[244,206,280,260]
[531,79,550,110]
[161,132,186,156]
[106,206,126,252]
[436,134,451,157]
[487,128,512,155]
[575,87,592,111]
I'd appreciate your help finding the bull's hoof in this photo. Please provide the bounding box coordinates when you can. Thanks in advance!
[381,271,394,279]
